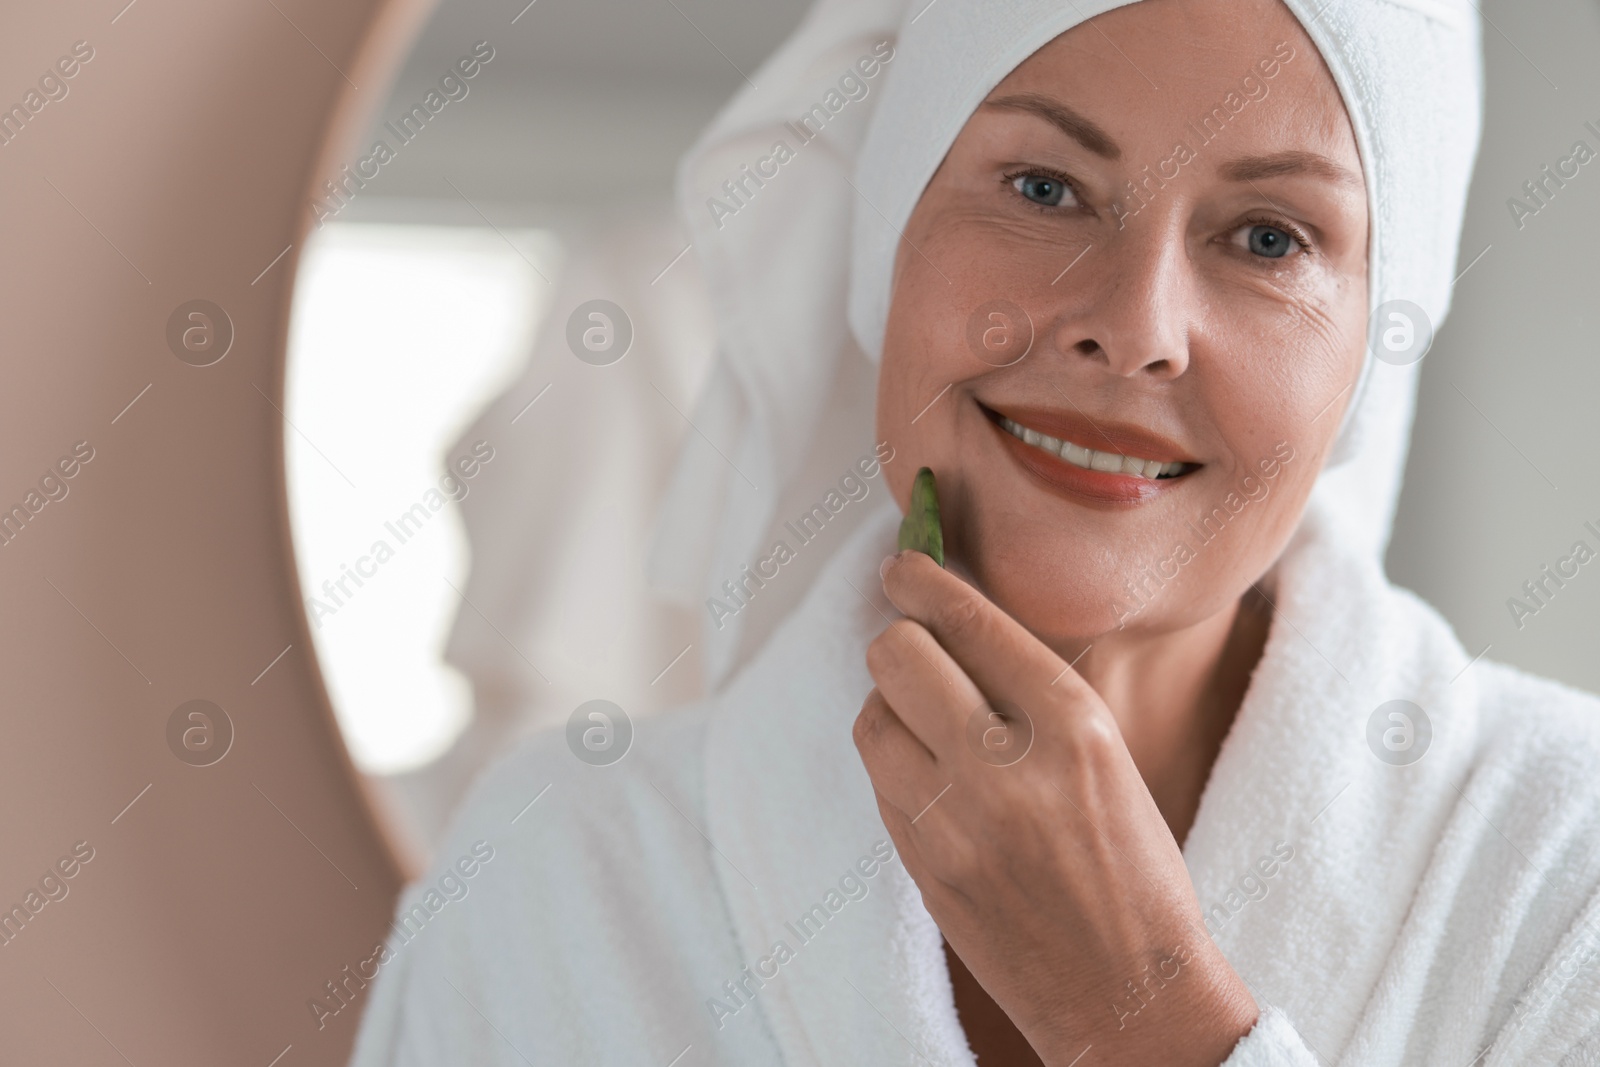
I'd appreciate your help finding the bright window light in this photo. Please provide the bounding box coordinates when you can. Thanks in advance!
[284,222,559,775]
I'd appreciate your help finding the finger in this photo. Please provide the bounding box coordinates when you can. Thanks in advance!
[853,688,951,822]
[881,550,1095,708]
[865,618,985,760]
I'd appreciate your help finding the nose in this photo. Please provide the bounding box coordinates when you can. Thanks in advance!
[1055,223,1193,380]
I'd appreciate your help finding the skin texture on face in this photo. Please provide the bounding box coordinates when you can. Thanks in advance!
[875,0,1370,656]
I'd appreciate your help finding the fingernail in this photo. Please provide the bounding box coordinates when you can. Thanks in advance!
[880,553,899,581]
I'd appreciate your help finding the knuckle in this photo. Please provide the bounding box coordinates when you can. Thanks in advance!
[1065,708,1123,758]
[865,628,899,676]
[853,693,886,748]
[875,619,928,670]
[934,590,988,643]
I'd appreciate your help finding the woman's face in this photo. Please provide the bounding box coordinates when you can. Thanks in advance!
[877,0,1369,646]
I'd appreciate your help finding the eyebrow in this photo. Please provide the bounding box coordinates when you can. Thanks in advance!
[981,93,1122,160]
[1218,150,1363,188]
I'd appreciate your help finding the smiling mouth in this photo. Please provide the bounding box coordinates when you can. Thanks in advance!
[990,412,1200,481]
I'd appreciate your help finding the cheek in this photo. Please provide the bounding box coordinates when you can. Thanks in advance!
[1200,274,1367,473]
[874,240,1000,509]
[1137,293,1363,620]
[974,326,1358,642]
[874,326,931,512]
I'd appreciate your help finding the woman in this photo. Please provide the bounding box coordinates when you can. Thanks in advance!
[348,0,1600,1062]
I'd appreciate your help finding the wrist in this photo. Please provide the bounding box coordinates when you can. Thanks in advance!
[1033,943,1259,1067]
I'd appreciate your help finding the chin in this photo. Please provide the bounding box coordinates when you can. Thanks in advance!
[951,496,1245,647]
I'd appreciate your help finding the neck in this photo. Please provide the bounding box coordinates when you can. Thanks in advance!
[1061,592,1271,848]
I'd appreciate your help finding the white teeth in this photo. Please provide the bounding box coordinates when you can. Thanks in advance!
[998,416,1186,481]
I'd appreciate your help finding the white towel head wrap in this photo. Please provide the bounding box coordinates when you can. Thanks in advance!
[653,0,1482,688]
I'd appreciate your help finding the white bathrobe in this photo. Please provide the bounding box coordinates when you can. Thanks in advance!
[346,491,1600,1066]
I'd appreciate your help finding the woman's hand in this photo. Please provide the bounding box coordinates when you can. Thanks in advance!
[854,550,1259,1066]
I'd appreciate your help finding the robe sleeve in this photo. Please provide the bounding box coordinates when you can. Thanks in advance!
[1221,1005,1323,1065]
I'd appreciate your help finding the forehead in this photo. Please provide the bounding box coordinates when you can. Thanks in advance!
[985,0,1358,159]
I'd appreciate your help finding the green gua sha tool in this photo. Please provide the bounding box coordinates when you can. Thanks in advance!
[897,466,944,567]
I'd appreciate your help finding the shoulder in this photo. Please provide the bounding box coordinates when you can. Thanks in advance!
[1439,659,1600,889]
[1378,575,1600,793]
[1472,659,1600,792]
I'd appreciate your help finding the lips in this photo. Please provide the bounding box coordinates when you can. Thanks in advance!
[980,400,1201,505]
[984,403,1196,464]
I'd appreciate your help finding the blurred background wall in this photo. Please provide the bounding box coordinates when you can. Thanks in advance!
[1386,0,1600,694]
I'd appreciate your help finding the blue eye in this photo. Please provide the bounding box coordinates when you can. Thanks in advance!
[1012,173,1069,207]
[1246,224,1294,258]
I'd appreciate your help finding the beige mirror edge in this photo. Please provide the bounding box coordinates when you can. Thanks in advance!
[275,0,441,889]
[0,1,439,1063]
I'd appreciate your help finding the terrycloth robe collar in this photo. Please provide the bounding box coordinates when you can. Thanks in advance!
[702,493,1484,1064]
